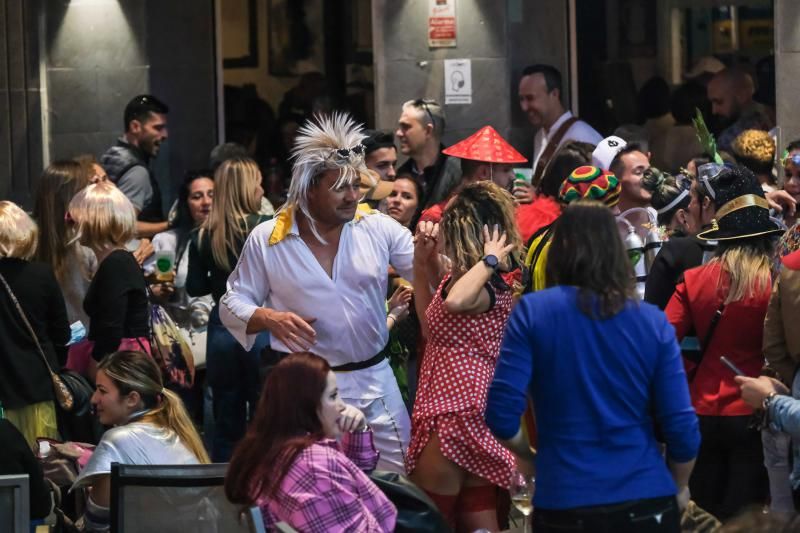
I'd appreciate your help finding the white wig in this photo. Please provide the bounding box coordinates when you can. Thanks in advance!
[284,112,374,242]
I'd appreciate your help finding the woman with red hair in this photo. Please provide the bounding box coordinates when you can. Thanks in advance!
[225,352,397,532]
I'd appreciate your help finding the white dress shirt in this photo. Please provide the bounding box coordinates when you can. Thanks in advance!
[532,110,603,170]
[219,206,414,399]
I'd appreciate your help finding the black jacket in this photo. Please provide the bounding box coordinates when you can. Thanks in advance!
[84,250,149,361]
[187,213,271,303]
[0,259,70,408]
[0,420,52,518]
[644,236,718,310]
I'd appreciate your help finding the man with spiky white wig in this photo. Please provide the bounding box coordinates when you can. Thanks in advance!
[220,113,415,472]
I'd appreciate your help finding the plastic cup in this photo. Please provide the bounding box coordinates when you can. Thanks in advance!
[154,249,176,282]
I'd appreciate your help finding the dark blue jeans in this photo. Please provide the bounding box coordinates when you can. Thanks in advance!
[206,306,270,462]
[534,496,680,533]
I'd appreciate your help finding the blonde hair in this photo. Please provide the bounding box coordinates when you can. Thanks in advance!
[98,351,210,464]
[441,181,522,275]
[68,181,136,251]
[0,201,39,260]
[711,238,773,304]
[33,160,90,282]
[200,157,261,271]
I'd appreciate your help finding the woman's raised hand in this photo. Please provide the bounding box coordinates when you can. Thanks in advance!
[483,224,515,263]
[414,221,440,262]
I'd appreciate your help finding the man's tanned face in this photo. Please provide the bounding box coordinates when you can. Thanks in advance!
[365,147,398,181]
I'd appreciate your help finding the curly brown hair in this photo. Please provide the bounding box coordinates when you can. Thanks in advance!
[440,181,522,274]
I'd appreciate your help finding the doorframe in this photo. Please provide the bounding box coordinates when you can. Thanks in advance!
[568,0,579,114]
[213,0,225,144]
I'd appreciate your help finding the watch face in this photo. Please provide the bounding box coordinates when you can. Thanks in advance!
[484,255,499,268]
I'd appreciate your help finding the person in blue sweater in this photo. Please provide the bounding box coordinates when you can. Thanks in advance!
[486,201,700,533]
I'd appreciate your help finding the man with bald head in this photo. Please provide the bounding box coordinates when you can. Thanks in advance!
[707,67,773,152]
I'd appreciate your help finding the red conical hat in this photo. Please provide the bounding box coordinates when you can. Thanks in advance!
[442,126,528,164]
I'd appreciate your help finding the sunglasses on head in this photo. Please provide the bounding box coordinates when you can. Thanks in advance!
[413,99,437,125]
[133,95,155,106]
[675,173,693,192]
[327,144,366,165]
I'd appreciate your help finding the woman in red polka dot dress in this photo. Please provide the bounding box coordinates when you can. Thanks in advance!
[408,181,522,532]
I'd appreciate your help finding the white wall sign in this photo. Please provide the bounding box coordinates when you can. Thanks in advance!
[444,59,472,105]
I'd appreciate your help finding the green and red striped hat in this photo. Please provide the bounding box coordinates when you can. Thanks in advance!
[558,165,621,206]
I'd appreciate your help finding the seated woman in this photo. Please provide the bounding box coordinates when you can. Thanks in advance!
[225,352,397,533]
[73,350,210,532]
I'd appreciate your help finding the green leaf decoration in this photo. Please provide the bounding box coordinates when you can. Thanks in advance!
[692,108,724,165]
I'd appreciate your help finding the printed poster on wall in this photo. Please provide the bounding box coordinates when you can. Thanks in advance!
[444,59,472,104]
[428,0,456,48]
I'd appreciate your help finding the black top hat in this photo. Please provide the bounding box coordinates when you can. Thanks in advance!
[697,163,783,241]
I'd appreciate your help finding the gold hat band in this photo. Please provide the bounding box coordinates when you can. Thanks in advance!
[715,194,770,221]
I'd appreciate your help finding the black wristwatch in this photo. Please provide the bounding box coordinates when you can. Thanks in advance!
[482,254,499,271]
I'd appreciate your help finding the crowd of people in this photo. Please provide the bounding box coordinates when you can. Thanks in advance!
[3,57,800,533]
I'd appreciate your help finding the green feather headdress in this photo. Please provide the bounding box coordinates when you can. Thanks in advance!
[692,108,724,165]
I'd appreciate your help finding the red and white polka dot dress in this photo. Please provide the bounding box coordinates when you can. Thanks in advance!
[406,275,516,489]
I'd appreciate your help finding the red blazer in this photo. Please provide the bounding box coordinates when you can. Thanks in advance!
[665,262,770,416]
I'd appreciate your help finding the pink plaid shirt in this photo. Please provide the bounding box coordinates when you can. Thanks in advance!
[258,431,397,532]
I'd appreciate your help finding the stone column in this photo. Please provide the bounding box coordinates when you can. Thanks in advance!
[775,0,800,152]
[0,0,44,206]
[44,0,217,206]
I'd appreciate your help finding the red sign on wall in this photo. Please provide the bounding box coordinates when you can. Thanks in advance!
[428,0,456,48]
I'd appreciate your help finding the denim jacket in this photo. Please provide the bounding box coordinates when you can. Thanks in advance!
[768,372,800,489]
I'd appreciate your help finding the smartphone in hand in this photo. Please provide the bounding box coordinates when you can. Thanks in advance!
[720,356,745,376]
